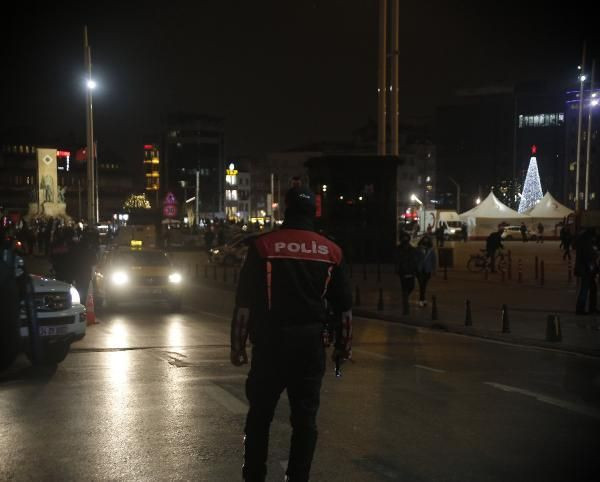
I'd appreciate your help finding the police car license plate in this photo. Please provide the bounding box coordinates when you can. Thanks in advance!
[39,326,67,336]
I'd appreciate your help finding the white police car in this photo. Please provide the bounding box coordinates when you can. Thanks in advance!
[20,275,87,364]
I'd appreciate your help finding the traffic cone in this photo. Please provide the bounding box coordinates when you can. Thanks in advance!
[86,280,97,325]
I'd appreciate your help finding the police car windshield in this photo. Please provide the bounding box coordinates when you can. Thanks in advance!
[114,251,170,266]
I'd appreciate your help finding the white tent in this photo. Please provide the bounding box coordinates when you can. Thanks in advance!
[526,192,573,218]
[459,191,529,236]
[526,192,573,236]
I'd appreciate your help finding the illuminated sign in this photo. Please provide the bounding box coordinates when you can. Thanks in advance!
[144,144,154,150]
[56,150,71,157]
[226,162,238,176]
[163,192,178,218]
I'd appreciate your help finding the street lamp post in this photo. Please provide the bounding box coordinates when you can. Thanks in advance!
[575,42,587,211]
[584,59,596,210]
[448,177,461,213]
[84,26,96,225]
[410,193,424,233]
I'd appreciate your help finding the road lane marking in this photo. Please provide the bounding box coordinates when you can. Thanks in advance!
[205,383,248,414]
[352,348,393,360]
[194,309,230,321]
[484,382,600,420]
[414,364,445,373]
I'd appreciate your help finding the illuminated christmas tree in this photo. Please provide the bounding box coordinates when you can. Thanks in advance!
[518,145,543,213]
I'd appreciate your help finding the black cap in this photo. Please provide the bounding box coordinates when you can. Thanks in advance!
[284,186,316,218]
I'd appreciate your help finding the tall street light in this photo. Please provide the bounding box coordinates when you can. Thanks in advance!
[84,26,97,225]
[575,42,586,211]
[584,59,596,210]
[448,177,461,213]
[410,193,424,233]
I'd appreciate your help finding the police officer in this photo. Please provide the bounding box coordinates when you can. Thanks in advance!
[231,185,353,482]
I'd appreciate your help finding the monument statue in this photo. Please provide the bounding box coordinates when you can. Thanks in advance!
[40,175,54,203]
[57,185,66,203]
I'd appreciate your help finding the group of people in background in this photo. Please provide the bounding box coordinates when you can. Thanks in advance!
[397,220,599,317]
[2,215,99,303]
[395,232,437,314]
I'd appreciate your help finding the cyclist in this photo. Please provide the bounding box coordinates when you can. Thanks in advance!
[485,226,504,273]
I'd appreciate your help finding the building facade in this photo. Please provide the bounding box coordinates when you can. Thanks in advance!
[162,113,225,218]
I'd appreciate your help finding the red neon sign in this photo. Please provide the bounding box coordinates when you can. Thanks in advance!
[56,150,71,157]
[144,144,154,150]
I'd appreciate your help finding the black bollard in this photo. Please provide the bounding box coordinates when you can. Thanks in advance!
[431,294,438,321]
[501,304,510,333]
[355,285,361,306]
[545,314,562,342]
[540,260,545,286]
[377,288,384,311]
[465,299,472,326]
[517,259,522,283]
[535,256,539,280]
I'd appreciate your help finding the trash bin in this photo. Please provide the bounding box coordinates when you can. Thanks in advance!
[438,247,454,268]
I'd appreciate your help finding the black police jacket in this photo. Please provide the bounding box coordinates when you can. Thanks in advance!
[234,219,352,346]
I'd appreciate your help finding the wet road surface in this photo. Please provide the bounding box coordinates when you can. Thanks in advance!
[1,282,599,481]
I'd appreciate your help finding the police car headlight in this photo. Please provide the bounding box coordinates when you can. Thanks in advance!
[210,249,219,255]
[70,286,81,305]
[111,271,129,285]
[168,273,182,284]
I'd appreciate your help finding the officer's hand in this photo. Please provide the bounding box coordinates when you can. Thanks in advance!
[230,348,248,367]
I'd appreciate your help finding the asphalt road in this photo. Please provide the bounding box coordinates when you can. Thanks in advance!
[1,282,599,481]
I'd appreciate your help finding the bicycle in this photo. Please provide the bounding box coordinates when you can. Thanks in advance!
[467,249,507,273]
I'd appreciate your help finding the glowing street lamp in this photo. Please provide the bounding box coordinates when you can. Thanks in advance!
[584,59,596,210]
[84,26,97,224]
[410,194,425,233]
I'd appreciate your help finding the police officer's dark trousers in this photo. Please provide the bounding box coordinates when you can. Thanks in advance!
[243,326,325,482]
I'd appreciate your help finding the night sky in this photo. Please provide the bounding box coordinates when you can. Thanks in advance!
[1,0,596,181]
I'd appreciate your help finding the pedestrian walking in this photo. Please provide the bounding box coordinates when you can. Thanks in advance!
[435,222,445,248]
[230,185,353,482]
[560,225,572,260]
[461,222,468,242]
[520,222,528,242]
[416,235,436,307]
[574,228,598,315]
[395,233,418,314]
[536,222,544,243]
[204,227,215,252]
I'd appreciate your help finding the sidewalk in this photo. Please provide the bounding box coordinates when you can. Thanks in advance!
[25,241,600,357]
